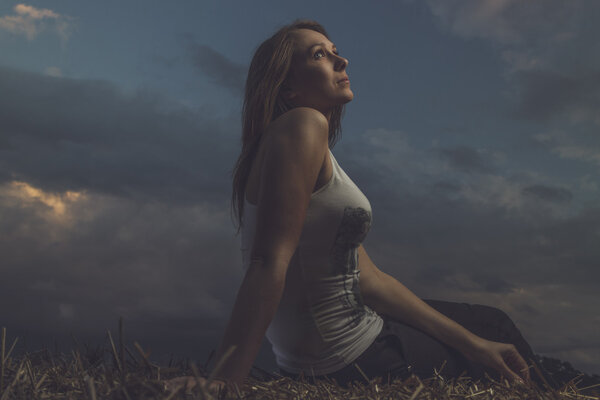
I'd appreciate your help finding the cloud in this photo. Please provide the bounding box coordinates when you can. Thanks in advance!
[438,146,494,174]
[424,0,583,48]
[340,128,597,289]
[511,69,600,124]
[3,180,85,224]
[0,64,238,205]
[0,3,74,42]
[182,34,246,95]
[0,178,240,345]
[421,1,600,128]
[534,131,600,167]
[522,184,572,204]
[0,65,251,359]
[425,0,525,45]
[44,66,62,77]
[348,128,576,220]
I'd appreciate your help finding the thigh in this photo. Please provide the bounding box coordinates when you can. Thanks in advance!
[420,299,510,342]
[421,299,538,366]
[382,312,472,380]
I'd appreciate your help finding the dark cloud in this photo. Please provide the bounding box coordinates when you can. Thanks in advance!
[0,190,244,352]
[149,53,184,69]
[423,1,600,129]
[338,137,600,289]
[0,64,248,362]
[522,184,572,204]
[423,0,583,46]
[182,34,246,96]
[511,69,600,123]
[413,265,454,287]
[438,146,493,174]
[513,303,540,317]
[431,181,461,196]
[0,64,238,205]
[476,275,516,293]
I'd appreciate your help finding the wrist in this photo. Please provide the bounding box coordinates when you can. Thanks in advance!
[460,334,487,362]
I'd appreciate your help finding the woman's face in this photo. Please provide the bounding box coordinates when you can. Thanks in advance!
[284,29,353,118]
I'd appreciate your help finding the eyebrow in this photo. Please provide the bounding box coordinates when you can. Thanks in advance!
[308,42,337,53]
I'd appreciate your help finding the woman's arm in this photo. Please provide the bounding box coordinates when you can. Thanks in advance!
[364,270,481,354]
[358,246,529,383]
[209,259,286,386]
[208,108,330,386]
[358,244,480,353]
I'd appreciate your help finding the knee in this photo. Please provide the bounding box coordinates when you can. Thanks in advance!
[474,304,515,327]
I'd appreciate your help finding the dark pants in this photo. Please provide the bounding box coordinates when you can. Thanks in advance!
[278,299,558,389]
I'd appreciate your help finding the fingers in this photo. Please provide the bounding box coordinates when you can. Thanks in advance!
[499,345,530,385]
[499,358,524,384]
[506,346,531,382]
[516,359,531,382]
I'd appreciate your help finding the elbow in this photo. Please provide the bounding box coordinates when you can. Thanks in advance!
[361,272,394,316]
[247,255,289,287]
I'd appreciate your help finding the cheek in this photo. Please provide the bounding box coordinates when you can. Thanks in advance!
[294,65,334,94]
[310,71,334,90]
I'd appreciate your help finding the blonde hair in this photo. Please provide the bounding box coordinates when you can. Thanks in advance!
[230,19,346,235]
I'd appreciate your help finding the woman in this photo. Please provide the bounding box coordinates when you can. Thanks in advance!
[166,19,557,395]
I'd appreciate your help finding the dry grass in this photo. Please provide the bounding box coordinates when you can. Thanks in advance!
[1,326,599,399]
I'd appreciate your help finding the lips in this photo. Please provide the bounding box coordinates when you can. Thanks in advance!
[338,77,350,83]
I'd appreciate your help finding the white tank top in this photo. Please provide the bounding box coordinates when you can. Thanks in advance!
[241,148,384,375]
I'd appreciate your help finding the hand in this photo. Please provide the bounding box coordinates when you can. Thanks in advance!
[164,375,227,396]
[464,337,531,385]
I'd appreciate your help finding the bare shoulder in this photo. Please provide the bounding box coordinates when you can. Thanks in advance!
[268,107,329,139]
[262,107,329,170]
[264,107,329,170]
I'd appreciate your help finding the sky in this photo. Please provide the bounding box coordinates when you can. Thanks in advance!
[1,0,599,376]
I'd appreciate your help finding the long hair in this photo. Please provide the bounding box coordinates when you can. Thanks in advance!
[230,19,346,235]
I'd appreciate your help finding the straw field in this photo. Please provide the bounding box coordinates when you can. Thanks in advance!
[1,327,599,399]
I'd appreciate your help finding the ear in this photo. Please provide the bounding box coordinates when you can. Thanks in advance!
[281,83,298,101]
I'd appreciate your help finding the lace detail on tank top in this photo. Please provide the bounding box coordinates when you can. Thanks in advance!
[330,206,372,276]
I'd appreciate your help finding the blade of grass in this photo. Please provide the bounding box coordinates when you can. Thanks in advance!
[529,356,553,391]
[1,327,5,393]
[133,342,153,371]
[84,375,97,400]
[2,337,18,364]
[207,344,236,383]
[119,317,125,377]
[353,362,369,384]
[34,373,47,392]
[106,330,122,373]
[0,358,25,400]
[190,362,209,400]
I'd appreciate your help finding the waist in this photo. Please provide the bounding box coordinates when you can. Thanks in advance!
[268,309,384,375]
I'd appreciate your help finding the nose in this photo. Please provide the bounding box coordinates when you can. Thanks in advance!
[334,54,348,70]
